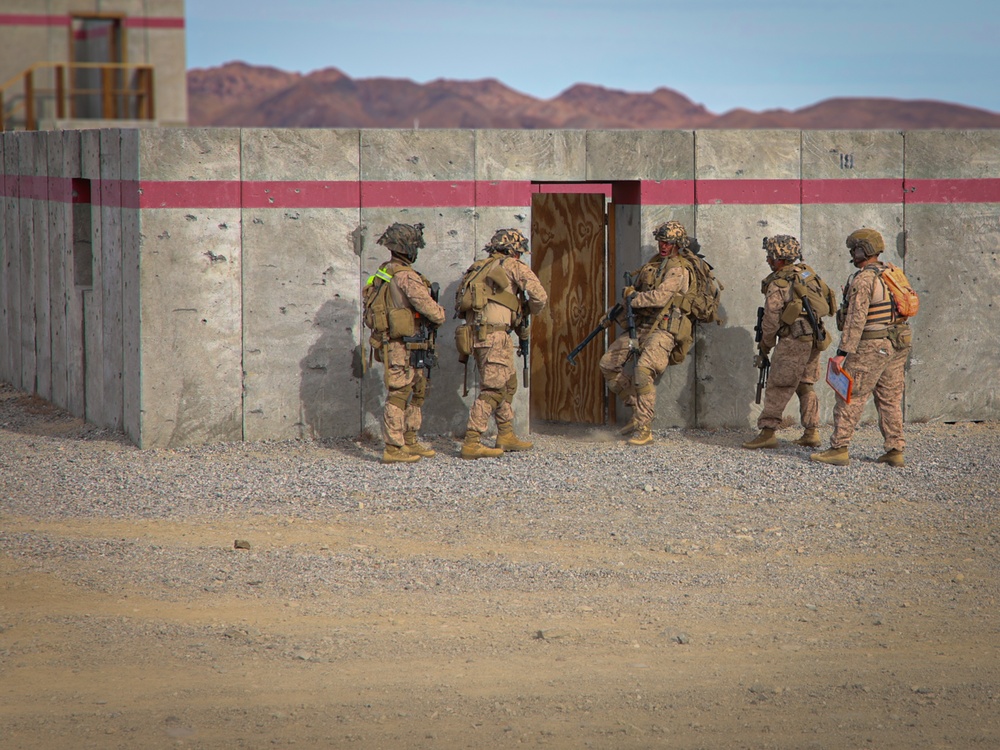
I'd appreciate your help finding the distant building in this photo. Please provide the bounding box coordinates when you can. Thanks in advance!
[0,1,187,130]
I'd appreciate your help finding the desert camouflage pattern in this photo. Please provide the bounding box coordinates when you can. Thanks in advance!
[838,265,897,351]
[487,228,529,255]
[379,264,445,448]
[377,222,426,253]
[830,260,911,451]
[600,255,691,429]
[763,234,801,262]
[652,220,690,249]
[756,275,822,430]
[465,254,548,434]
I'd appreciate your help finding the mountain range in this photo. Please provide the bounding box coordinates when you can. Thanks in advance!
[187,62,1000,130]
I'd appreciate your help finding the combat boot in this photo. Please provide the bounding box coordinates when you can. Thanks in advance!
[403,431,436,458]
[876,448,905,467]
[627,425,654,446]
[382,445,421,464]
[461,430,504,460]
[617,418,638,436]
[496,423,533,451]
[793,428,822,447]
[742,428,778,450]
[810,446,850,466]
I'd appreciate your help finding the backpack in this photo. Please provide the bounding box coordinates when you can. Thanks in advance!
[362,264,416,361]
[879,263,920,319]
[670,249,725,325]
[773,263,837,324]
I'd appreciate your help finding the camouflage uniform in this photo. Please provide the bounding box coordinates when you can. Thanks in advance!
[600,221,692,445]
[461,229,548,458]
[813,228,912,467]
[745,235,835,449]
[372,224,445,463]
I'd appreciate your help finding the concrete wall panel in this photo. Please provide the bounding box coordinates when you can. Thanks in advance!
[0,136,16,386]
[694,130,802,429]
[45,132,68,407]
[121,129,142,444]
[360,208,477,441]
[475,130,587,181]
[137,128,242,448]
[63,131,86,418]
[587,130,694,181]
[33,134,52,400]
[242,129,362,441]
[100,129,124,431]
[904,130,1000,422]
[80,129,104,423]
[802,130,905,427]
[361,130,474,180]
[18,135,38,392]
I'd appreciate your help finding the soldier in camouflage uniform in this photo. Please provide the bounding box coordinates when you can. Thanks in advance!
[600,221,693,447]
[743,235,836,450]
[811,228,912,467]
[460,229,548,460]
[371,223,446,464]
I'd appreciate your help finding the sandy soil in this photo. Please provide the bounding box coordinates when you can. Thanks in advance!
[1,392,998,749]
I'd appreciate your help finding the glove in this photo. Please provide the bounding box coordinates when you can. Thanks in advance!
[758,343,771,357]
[836,349,848,358]
[622,285,636,301]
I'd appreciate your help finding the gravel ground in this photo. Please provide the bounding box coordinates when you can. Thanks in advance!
[1,381,999,749]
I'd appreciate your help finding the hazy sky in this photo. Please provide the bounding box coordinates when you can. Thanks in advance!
[185,0,1000,115]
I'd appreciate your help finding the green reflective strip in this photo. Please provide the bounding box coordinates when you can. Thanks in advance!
[366,268,393,285]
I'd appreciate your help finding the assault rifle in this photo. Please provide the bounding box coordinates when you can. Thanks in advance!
[801,294,823,343]
[405,282,440,378]
[753,306,770,404]
[566,273,637,367]
[515,288,531,387]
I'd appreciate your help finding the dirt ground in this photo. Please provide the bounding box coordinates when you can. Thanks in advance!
[1,397,998,749]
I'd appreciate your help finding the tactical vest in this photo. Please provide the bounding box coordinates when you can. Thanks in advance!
[763,263,836,345]
[454,254,521,322]
[363,261,430,359]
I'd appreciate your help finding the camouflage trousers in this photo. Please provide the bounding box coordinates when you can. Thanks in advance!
[599,327,676,429]
[380,340,428,448]
[466,330,516,434]
[831,338,910,451]
[758,336,822,431]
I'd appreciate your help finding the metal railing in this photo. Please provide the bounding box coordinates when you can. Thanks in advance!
[0,61,155,131]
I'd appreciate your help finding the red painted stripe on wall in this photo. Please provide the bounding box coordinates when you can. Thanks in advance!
[361,180,476,207]
[696,179,802,205]
[476,181,533,207]
[8,176,1000,208]
[137,181,241,209]
[0,14,184,28]
[242,181,360,209]
[639,180,696,205]
[904,178,1000,203]
[802,179,903,204]
[0,14,70,26]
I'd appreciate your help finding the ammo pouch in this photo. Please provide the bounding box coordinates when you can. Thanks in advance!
[664,310,693,365]
[387,307,416,338]
[887,324,912,351]
[780,298,803,325]
[454,324,473,363]
[369,334,385,363]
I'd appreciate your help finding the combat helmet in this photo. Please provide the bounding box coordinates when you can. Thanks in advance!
[845,228,885,258]
[487,228,529,256]
[652,220,690,249]
[377,222,425,262]
[763,234,801,262]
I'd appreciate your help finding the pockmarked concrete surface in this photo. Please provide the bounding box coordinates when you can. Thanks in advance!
[1,383,998,749]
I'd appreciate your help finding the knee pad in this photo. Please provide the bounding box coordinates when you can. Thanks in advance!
[636,382,655,396]
[796,382,814,398]
[504,374,518,404]
[635,366,656,390]
[411,375,428,408]
[387,389,411,411]
[479,389,505,412]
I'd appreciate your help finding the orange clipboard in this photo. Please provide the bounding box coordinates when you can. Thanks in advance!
[826,357,853,404]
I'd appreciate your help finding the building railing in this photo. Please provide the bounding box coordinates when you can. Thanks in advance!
[0,61,155,131]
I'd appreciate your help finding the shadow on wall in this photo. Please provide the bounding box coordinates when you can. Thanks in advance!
[298,296,361,439]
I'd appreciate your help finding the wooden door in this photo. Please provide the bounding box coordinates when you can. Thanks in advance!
[529,192,608,424]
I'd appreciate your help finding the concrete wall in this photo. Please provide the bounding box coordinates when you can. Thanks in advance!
[1,127,998,449]
[0,0,187,128]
